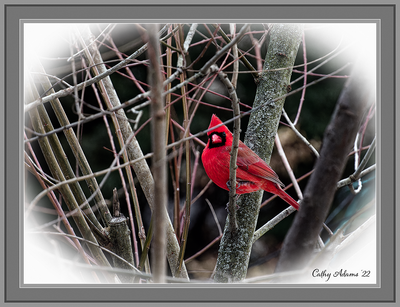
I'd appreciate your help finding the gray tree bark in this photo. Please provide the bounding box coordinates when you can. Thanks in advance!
[213,24,303,283]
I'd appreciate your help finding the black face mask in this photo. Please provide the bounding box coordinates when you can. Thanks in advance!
[208,131,226,149]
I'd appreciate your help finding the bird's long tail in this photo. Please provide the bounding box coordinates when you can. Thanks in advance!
[265,184,299,210]
[276,187,299,210]
[261,181,300,210]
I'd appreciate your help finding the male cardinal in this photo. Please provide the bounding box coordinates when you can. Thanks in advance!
[201,114,299,210]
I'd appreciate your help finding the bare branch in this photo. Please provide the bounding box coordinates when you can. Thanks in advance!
[211,64,240,232]
[147,23,167,283]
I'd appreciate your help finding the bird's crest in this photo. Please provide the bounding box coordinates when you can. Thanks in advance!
[207,114,230,136]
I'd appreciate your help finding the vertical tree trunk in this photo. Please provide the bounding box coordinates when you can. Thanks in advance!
[275,57,374,274]
[213,24,303,283]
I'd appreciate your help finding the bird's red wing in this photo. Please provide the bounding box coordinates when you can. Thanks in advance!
[236,141,284,187]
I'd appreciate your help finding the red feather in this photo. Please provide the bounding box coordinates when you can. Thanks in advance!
[201,114,299,210]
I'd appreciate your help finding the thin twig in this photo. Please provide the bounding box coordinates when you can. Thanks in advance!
[350,136,376,183]
[294,32,308,125]
[253,206,297,243]
[230,23,239,88]
[211,23,257,79]
[275,134,303,200]
[211,64,239,232]
[184,198,223,264]
[282,108,320,158]
[175,32,192,276]
[337,164,376,189]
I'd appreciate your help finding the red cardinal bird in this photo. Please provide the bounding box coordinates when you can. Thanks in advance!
[201,114,299,210]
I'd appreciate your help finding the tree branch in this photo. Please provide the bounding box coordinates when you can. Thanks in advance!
[211,64,241,232]
[147,24,167,283]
